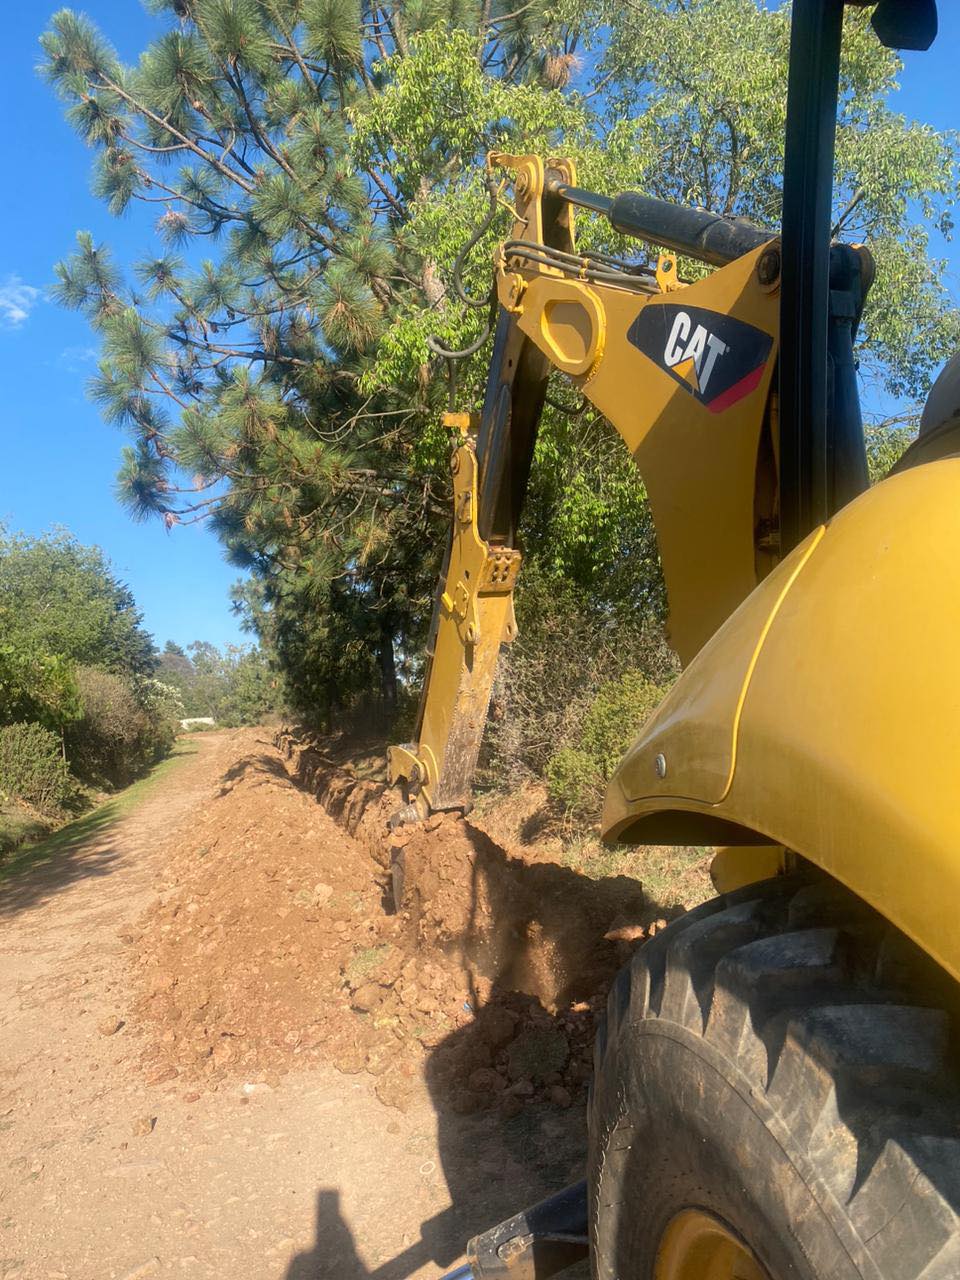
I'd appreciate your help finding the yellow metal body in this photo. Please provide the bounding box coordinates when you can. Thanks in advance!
[604,457,960,986]
[654,1209,765,1280]
[391,155,780,809]
[387,439,520,809]
[491,154,780,664]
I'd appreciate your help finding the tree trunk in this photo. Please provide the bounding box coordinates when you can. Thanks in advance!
[378,627,398,714]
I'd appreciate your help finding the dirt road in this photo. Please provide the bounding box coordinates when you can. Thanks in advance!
[0,731,587,1280]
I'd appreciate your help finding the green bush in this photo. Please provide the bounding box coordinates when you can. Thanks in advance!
[544,746,600,816]
[65,668,182,787]
[480,569,677,802]
[545,671,669,818]
[0,644,81,733]
[0,722,72,815]
[134,677,183,759]
[578,670,666,780]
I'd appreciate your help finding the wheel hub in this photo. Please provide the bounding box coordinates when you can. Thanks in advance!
[654,1208,767,1280]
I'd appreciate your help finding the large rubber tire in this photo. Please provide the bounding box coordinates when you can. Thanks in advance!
[588,875,960,1280]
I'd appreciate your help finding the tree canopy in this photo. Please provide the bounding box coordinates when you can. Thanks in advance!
[42,0,960,718]
[0,527,156,681]
[0,528,178,801]
[158,638,283,724]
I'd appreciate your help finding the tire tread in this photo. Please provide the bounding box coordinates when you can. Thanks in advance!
[589,874,960,1280]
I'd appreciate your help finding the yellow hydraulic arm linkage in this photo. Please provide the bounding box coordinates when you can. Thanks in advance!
[389,152,870,815]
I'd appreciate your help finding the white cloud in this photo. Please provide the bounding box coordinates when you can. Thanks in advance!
[58,344,99,371]
[0,276,42,329]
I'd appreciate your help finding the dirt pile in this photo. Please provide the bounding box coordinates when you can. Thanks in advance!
[128,742,423,1107]
[393,812,646,1009]
[129,732,659,1114]
[276,727,650,1007]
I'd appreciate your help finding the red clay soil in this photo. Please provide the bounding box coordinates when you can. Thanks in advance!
[129,729,664,1119]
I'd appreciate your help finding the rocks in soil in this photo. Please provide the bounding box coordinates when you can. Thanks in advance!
[133,1115,157,1136]
[467,1067,507,1093]
[604,921,645,944]
[449,1087,483,1115]
[97,1016,123,1037]
[374,1062,417,1112]
[350,983,382,1013]
[148,971,176,996]
[506,1028,569,1085]
[500,1093,524,1119]
[145,1066,178,1086]
[118,1260,160,1280]
[507,1079,535,1098]
[129,731,667,1115]
[475,1005,518,1049]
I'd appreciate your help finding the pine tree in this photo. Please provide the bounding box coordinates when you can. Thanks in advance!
[42,0,593,713]
[42,1,959,719]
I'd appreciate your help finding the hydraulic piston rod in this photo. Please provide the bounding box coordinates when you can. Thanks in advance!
[546,178,775,266]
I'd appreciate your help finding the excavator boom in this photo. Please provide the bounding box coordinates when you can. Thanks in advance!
[389,157,870,814]
[389,0,935,821]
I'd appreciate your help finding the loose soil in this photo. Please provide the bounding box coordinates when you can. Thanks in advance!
[0,727,709,1279]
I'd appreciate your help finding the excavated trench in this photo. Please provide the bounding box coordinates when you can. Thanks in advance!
[126,728,661,1119]
[267,728,662,1115]
[275,729,648,1011]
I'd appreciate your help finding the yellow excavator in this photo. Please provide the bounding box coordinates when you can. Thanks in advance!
[390,2,960,1276]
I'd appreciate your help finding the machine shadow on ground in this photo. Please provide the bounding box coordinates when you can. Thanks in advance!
[280,798,680,1280]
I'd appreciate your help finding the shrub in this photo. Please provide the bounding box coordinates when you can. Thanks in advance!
[65,667,139,785]
[0,722,71,815]
[480,570,676,801]
[544,746,600,816]
[578,670,667,780]
[545,671,670,818]
[134,678,183,758]
[65,668,182,787]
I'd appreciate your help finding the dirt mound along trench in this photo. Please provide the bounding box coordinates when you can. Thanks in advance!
[275,731,655,1102]
[129,734,654,1115]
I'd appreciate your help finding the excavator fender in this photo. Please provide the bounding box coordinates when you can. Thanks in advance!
[603,455,960,984]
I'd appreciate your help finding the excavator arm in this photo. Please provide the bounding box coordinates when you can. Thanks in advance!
[389,150,870,814]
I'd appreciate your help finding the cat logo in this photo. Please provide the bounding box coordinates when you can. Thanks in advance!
[627,303,774,414]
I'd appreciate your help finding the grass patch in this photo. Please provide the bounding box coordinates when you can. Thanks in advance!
[0,804,52,857]
[559,835,713,912]
[345,944,390,983]
[0,739,198,884]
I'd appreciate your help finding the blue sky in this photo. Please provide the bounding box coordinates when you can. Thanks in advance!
[0,3,247,652]
[0,3,957,654]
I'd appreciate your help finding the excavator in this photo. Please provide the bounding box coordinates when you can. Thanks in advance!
[389,2,960,1276]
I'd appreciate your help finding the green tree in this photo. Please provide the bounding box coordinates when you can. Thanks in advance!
[0,528,180,791]
[597,0,960,400]
[40,1,591,715]
[0,647,81,735]
[160,639,283,724]
[0,527,157,678]
[42,0,959,721]
[189,641,283,724]
[158,638,195,682]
